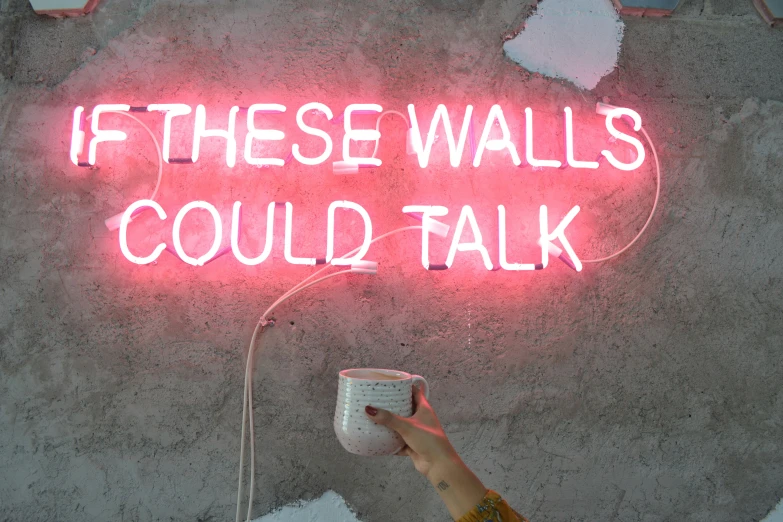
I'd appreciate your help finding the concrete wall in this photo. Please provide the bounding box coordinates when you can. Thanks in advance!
[1,0,782,521]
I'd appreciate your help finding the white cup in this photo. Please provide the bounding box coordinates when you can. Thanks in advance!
[334,368,429,456]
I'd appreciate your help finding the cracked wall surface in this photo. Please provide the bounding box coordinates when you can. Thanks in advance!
[1,0,782,521]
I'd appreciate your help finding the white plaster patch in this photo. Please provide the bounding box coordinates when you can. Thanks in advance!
[502,0,624,90]
[251,491,361,522]
[762,499,783,522]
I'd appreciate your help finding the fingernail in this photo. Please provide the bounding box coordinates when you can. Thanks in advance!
[365,405,378,416]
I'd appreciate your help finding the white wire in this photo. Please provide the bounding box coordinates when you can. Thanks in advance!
[261,225,422,320]
[371,110,410,159]
[236,322,263,522]
[236,225,423,521]
[240,269,351,522]
[582,126,660,263]
[85,110,164,202]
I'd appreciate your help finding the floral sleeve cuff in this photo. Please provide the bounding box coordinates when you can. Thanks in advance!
[456,490,529,522]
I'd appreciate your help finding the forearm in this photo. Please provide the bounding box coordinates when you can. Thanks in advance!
[426,456,488,521]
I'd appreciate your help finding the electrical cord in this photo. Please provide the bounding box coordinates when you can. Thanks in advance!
[371,110,410,160]
[235,225,423,522]
[262,225,422,316]
[85,110,164,204]
[582,126,660,263]
[237,269,351,522]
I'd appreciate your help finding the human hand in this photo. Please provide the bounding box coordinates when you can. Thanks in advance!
[364,383,457,479]
[365,384,487,520]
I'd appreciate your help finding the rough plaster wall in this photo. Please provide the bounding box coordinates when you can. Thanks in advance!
[0,0,782,521]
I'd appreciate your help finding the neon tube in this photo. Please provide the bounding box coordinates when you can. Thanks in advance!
[192,105,239,167]
[407,104,473,167]
[564,107,599,169]
[244,104,286,167]
[402,205,449,270]
[231,202,275,265]
[88,104,131,165]
[147,104,193,163]
[284,202,317,266]
[343,104,382,167]
[326,201,373,265]
[524,107,562,169]
[497,205,536,270]
[539,205,548,268]
[540,205,582,271]
[445,205,493,270]
[70,106,85,166]
[473,105,521,167]
[600,108,645,171]
[119,199,167,264]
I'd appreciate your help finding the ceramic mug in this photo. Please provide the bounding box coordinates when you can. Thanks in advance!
[334,368,429,456]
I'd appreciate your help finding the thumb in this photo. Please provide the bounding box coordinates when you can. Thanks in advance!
[365,405,411,436]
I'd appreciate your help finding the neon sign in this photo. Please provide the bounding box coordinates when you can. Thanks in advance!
[70,102,651,273]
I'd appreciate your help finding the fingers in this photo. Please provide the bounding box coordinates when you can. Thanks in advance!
[365,405,412,436]
[412,384,431,411]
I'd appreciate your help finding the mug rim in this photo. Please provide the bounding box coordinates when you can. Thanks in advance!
[339,368,412,381]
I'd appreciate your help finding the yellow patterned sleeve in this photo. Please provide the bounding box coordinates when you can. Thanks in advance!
[456,490,528,522]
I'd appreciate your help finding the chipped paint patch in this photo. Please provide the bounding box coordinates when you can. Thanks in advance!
[763,498,783,522]
[502,0,624,90]
[252,491,361,522]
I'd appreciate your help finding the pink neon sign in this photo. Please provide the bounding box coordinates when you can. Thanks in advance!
[69,102,651,273]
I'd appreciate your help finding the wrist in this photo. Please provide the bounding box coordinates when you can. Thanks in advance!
[425,455,488,521]
[425,452,464,485]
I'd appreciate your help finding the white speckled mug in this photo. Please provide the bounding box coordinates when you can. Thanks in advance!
[334,368,429,456]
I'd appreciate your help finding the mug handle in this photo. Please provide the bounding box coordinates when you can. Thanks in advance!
[411,375,429,399]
